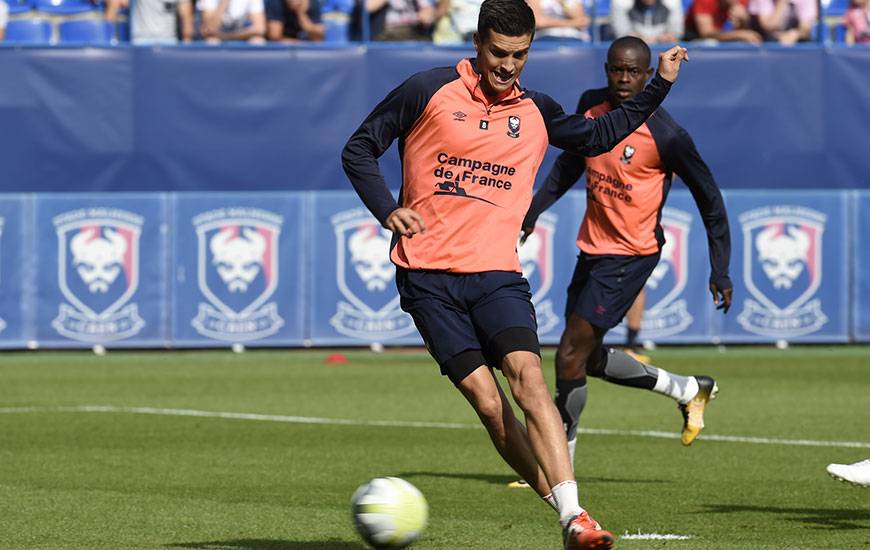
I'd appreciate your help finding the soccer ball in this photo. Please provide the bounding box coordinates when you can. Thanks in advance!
[351,477,428,549]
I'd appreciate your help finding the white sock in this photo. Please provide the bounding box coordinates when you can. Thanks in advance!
[551,480,584,527]
[653,371,699,404]
[543,493,558,512]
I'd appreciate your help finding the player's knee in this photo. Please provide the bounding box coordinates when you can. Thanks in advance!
[555,345,588,379]
[508,370,550,413]
[472,393,505,429]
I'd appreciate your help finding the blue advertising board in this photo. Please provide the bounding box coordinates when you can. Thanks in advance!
[0,189,863,349]
[721,192,849,343]
[171,193,305,347]
[853,192,869,341]
[0,195,30,348]
[308,192,421,346]
[32,194,169,347]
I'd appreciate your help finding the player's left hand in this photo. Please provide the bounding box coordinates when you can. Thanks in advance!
[657,45,689,83]
[710,283,732,314]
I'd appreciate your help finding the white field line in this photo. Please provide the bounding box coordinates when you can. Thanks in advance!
[621,532,694,540]
[1,405,869,450]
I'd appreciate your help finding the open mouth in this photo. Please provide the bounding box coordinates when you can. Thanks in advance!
[493,71,513,85]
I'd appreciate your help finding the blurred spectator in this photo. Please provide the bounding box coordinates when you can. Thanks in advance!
[611,0,684,43]
[432,0,480,43]
[845,0,870,44]
[527,0,590,42]
[130,0,194,44]
[266,0,325,41]
[367,0,434,40]
[105,0,129,22]
[200,0,267,43]
[748,0,817,44]
[0,0,7,42]
[684,0,762,42]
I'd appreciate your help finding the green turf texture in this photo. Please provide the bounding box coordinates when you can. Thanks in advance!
[0,346,868,549]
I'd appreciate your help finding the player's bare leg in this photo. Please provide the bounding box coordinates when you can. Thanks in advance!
[500,351,574,490]
[500,351,613,548]
[458,366,552,500]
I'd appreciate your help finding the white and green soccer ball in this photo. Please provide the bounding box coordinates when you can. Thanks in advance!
[351,477,429,549]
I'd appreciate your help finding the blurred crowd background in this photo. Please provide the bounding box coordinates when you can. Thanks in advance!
[0,0,867,47]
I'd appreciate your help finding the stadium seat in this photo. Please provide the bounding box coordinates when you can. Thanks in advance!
[58,19,116,43]
[594,0,611,19]
[34,0,98,15]
[5,0,35,15]
[832,23,846,42]
[4,19,53,43]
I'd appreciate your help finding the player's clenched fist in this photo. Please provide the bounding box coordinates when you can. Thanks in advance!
[386,208,427,238]
[656,45,689,83]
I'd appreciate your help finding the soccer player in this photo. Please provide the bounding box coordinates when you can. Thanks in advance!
[521,36,732,467]
[342,1,689,546]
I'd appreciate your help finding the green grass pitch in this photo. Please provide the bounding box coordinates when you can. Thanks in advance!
[0,346,868,549]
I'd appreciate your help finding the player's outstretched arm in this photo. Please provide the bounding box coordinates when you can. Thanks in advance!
[656,45,689,83]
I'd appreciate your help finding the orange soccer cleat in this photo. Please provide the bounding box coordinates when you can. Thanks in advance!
[563,511,614,550]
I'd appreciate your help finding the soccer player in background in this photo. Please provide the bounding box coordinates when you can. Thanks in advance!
[342,0,689,546]
[520,36,732,470]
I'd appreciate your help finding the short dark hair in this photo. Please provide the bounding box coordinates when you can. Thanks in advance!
[477,0,536,42]
[608,36,652,68]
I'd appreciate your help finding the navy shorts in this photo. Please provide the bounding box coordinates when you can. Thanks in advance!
[396,269,541,385]
[565,252,660,329]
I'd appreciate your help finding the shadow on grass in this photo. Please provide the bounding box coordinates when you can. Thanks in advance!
[700,504,870,530]
[398,471,670,486]
[166,540,366,550]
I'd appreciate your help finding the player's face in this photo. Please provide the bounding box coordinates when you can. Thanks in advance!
[605,48,654,107]
[473,30,532,99]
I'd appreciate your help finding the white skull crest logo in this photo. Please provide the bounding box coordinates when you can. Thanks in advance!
[755,225,810,289]
[348,226,394,291]
[209,227,267,293]
[70,227,127,293]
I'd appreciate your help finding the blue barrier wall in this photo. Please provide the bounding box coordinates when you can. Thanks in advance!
[0,189,863,349]
[0,47,868,193]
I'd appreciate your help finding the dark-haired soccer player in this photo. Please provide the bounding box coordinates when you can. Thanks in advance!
[342,2,690,547]
[521,36,732,469]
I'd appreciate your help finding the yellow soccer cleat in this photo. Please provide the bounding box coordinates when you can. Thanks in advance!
[678,375,718,446]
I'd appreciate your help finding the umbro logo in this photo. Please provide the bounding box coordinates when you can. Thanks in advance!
[452,111,467,121]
